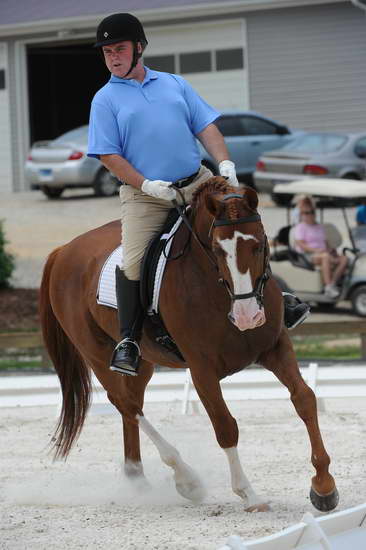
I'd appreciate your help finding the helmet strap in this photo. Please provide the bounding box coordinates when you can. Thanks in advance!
[121,42,140,78]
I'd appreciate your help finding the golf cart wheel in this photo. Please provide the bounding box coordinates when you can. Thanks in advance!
[41,185,64,199]
[271,192,292,206]
[94,168,119,197]
[350,285,366,317]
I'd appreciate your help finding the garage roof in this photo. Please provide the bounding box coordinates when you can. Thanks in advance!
[0,0,342,27]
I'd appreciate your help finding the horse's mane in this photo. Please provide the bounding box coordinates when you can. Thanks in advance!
[191,176,254,221]
[191,177,233,208]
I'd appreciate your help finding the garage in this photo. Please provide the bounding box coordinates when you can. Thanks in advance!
[27,42,108,143]
[144,19,248,111]
[26,19,248,144]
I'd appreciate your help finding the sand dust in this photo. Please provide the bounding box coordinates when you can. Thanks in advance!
[1,397,365,549]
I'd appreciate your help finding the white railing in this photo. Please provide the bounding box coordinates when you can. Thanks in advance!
[217,501,366,550]
[1,363,366,411]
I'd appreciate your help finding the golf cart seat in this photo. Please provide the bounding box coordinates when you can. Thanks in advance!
[323,223,343,249]
[351,225,366,253]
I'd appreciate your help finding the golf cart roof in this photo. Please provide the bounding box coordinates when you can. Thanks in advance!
[273,178,366,199]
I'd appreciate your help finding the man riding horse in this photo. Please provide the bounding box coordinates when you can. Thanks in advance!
[88,12,310,376]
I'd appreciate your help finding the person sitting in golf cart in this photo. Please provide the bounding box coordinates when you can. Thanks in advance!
[294,203,348,298]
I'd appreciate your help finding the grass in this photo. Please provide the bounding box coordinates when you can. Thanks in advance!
[292,334,361,361]
[0,358,47,371]
[0,334,362,372]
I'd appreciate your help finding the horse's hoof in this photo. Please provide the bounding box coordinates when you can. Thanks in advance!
[175,480,206,503]
[245,502,271,513]
[310,486,339,512]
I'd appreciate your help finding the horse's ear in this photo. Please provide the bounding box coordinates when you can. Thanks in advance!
[244,186,258,210]
[205,194,224,218]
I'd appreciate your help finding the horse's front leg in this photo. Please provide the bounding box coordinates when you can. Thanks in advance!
[137,413,206,502]
[191,368,269,511]
[260,331,339,512]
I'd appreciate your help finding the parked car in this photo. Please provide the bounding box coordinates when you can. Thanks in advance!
[199,110,303,186]
[26,111,300,199]
[254,132,366,205]
[25,126,119,199]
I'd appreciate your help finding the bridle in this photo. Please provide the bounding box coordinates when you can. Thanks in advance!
[171,190,271,309]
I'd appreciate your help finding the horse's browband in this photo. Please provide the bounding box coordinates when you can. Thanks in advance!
[214,214,261,227]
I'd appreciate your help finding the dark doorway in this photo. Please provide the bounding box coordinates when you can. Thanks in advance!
[27,42,109,143]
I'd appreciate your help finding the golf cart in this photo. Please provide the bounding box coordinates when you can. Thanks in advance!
[270,178,366,316]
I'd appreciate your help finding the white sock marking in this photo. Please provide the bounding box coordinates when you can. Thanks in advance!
[224,447,265,508]
[137,414,205,502]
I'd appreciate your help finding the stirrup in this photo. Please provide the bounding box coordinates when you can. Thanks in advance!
[110,339,140,376]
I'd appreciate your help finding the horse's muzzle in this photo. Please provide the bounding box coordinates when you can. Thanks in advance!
[228,299,266,332]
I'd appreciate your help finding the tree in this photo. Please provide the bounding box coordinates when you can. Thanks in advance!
[0,220,15,288]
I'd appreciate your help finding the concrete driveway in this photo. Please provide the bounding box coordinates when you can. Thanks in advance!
[1,188,121,288]
[0,187,359,321]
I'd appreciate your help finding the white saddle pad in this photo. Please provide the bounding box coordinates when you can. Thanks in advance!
[97,216,183,314]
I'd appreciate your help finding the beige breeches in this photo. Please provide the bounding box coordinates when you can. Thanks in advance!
[120,164,213,280]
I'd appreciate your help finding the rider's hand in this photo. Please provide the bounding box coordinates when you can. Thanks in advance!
[219,160,239,187]
[141,179,177,201]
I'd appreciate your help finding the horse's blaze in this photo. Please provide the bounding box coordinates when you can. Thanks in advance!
[218,231,266,331]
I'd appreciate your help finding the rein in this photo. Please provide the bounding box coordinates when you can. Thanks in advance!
[171,188,271,308]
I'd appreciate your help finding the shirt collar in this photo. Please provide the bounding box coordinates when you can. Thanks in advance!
[109,66,159,86]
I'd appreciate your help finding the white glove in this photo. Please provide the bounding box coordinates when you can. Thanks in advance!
[219,160,239,187]
[141,179,177,201]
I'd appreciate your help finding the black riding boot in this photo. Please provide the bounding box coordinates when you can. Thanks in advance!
[283,292,310,330]
[110,266,144,376]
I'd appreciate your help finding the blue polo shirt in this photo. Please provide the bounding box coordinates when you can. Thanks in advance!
[88,67,219,182]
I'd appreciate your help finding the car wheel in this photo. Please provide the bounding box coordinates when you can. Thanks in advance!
[342,173,361,180]
[41,186,64,199]
[350,285,366,317]
[94,168,119,197]
[271,192,292,206]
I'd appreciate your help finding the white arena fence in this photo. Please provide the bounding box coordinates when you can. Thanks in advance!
[217,501,366,550]
[1,363,366,411]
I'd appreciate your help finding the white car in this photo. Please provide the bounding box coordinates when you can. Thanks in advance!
[25,126,119,199]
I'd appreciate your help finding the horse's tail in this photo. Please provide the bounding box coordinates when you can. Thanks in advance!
[39,247,92,460]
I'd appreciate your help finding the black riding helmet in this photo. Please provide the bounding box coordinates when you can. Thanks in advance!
[94,13,148,78]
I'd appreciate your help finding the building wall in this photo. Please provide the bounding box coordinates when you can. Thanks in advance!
[2,1,366,193]
[145,19,249,110]
[0,42,12,192]
[246,2,366,131]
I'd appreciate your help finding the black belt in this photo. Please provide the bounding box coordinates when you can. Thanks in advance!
[173,169,200,189]
[120,168,200,188]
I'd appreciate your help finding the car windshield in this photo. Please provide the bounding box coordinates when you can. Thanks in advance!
[281,133,348,153]
[52,126,88,146]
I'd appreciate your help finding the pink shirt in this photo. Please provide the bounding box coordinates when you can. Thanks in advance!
[294,222,326,253]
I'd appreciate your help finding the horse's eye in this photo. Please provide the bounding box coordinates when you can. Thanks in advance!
[213,244,225,256]
[253,244,264,255]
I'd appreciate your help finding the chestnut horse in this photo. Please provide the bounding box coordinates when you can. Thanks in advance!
[39,177,338,512]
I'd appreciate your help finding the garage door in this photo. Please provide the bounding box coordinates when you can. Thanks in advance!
[144,20,248,111]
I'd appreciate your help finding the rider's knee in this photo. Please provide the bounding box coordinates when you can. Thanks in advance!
[123,263,141,281]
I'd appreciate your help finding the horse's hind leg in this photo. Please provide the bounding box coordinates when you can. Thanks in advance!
[261,332,339,512]
[64,321,154,488]
[118,359,154,487]
[136,412,206,503]
[190,367,269,512]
